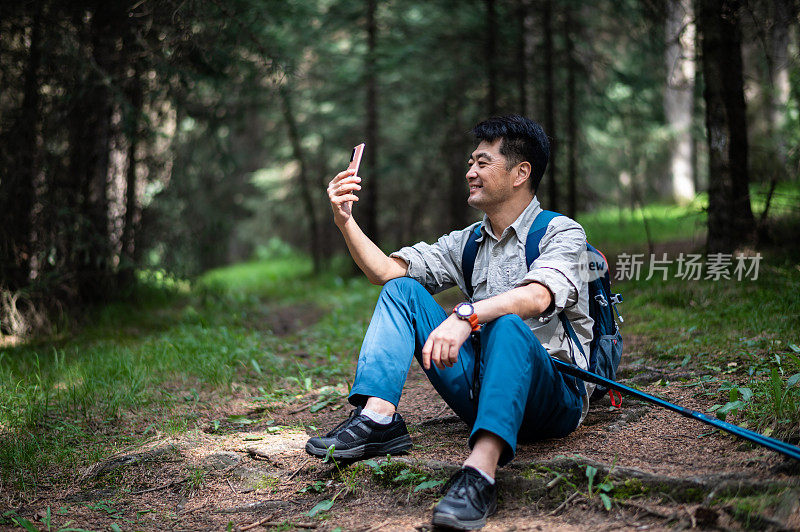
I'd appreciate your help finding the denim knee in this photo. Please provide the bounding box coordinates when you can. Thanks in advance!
[483,314,532,339]
[380,277,427,301]
[487,313,527,329]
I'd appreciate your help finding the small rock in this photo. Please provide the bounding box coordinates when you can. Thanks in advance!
[203,452,240,470]
[247,446,271,460]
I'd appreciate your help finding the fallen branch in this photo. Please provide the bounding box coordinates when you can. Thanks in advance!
[507,456,800,501]
[240,511,278,531]
[548,491,582,516]
[246,521,316,529]
[80,446,175,481]
[287,458,311,481]
[362,519,391,532]
[616,499,680,522]
[216,500,292,514]
[290,402,314,414]
[179,497,210,516]
[433,403,451,418]
[410,415,463,429]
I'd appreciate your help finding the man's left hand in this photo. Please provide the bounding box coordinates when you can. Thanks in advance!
[422,314,472,370]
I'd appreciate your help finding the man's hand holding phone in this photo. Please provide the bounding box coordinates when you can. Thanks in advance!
[327,143,364,227]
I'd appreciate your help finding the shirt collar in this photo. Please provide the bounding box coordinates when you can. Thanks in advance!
[479,196,542,244]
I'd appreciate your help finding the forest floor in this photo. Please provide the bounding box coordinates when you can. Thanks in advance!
[3,204,800,531]
[3,305,800,532]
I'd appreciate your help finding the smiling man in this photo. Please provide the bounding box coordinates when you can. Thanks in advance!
[307,115,592,530]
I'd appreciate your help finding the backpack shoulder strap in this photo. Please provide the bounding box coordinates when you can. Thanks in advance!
[525,210,587,360]
[461,224,482,300]
[525,210,563,267]
[462,209,563,299]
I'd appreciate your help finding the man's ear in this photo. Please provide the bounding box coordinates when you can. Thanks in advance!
[513,161,531,188]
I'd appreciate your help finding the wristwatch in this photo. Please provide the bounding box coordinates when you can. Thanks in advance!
[453,302,481,332]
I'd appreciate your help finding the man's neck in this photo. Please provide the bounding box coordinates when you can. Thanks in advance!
[484,193,535,236]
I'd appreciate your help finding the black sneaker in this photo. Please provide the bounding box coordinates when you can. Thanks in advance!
[305,407,412,460]
[432,466,497,530]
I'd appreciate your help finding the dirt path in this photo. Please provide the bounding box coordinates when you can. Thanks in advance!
[7,355,799,532]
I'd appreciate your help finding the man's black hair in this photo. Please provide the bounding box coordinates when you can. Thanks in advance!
[471,115,550,192]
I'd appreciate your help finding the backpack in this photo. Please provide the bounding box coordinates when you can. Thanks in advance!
[461,210,623,402]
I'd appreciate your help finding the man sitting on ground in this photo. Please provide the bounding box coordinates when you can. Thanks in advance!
[306,115,592,530]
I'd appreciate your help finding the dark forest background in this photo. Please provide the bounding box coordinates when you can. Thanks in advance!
[1,0,798,336]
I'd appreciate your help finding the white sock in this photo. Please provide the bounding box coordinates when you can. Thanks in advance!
[467,465,496,485]
[361,408,394,425]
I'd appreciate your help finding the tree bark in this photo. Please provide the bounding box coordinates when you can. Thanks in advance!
[363,0,380,244]
[516,0,529,116]
[766,0,791,177]
[664,0,696,204]
[698,0,754,253]
[485,0,498,115]
[279,85,322,273]
[564,7,578,218]
[0,0,43,291]
[59,3,123,301]
[543,0,558,209]
[444,89,470,230]
[120,60,143,288]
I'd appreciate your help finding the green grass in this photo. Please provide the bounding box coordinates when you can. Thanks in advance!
[578,181,800,253]
[750,180,800,217]
[578,199,707,253]
[0,252,378,492]
[2,190,799,495]
[577,184,800,441]
[603,242,800,440]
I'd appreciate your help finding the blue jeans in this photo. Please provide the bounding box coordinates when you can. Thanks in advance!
[349,277,583,466]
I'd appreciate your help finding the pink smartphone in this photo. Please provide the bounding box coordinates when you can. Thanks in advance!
[348,143,365,175]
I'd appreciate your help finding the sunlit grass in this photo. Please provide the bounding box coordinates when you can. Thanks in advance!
[578,181,800,254]
[579,200,706,252]
[2,190,799,492]
[750,181,800,217]
[0,253,379,491]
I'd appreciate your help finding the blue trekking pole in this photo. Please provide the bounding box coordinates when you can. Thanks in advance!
[553,358,800,462]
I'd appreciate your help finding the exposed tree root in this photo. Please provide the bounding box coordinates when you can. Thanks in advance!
[79,444,178,481]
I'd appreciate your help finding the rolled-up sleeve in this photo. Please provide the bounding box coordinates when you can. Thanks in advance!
[390,225,474,294]
[518,218,587,320]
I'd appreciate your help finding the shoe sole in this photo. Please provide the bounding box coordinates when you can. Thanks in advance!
[431,501,497,530]
[305,434,412,460]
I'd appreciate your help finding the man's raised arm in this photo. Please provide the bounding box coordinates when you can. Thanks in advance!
[327,168,408,285]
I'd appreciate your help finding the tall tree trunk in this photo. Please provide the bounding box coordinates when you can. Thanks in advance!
[84,5,118,299]
[564,7,578,218]
[485,0,498,115]
[279,85,322,273]
[665,0,696,204]
[0,0,43,291]
[362,0,380,245]
[120,61,143,288]
[766,0,791,178]
[516,0,529,116]
[61,4,122,301]
[444,87,470,230]
[543,0,558,209]
[698,0,754,253]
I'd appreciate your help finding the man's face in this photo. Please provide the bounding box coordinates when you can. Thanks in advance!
[465,139,516,210]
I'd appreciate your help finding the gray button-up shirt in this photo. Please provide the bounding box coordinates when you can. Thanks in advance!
[391,197,594,422]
